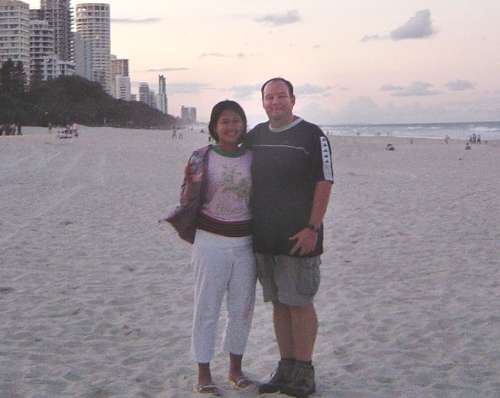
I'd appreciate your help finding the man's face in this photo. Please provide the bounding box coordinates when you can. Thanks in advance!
[262,80,295,124]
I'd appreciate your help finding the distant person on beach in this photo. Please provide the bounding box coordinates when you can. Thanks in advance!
[244,77,333,397]
[165,100,256,396]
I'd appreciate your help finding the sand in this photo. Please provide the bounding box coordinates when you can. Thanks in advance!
[1,127,499,398]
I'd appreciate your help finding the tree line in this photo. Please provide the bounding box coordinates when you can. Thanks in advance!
[0,59,178,129]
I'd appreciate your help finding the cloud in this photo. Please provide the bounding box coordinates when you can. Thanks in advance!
[446,80,475,91]
[200,52,246,59]
[230,84,261,99]
[111,18,161,24]
[302,90,500,124]
[381,84,404,92]
[200,53,227,58]
[362,9,436,42]
[382,81,440,96]
[146,67,189,72]
[130,81,210,95]
[297,94,500,124]
[335,97,383,123]
[231,82,332,99]
[390,9,435,40]
[295,84,332,96]
[166,83,211,94]
[396,82,439,96]
[361,34,385,42]
[255,10,301,26]
[299,97,383,124]
[330,84,350,91]
[200,52,226,58]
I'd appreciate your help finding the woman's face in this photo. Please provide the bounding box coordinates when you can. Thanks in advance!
[215,109,244,147]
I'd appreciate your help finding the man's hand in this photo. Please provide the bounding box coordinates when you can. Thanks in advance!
[289,228,318,256]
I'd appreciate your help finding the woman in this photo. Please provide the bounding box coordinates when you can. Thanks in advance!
[166,100,256,396]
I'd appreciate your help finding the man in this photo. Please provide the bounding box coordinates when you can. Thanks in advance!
[245,77,333,397]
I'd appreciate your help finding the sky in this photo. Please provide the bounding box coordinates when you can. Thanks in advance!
[28,0,500,125]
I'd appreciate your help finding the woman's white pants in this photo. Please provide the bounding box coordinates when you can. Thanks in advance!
[191,229,257,363]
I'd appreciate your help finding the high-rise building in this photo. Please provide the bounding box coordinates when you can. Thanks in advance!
[181,106,197,124]
[30,18,55,82]
[40,0,72,61]
[149,91,157,110]
[30,8,43,20]
[111,57,129,77]
[158,74,168,114]
[37,54,74,80]
[0,0,30,78]
[75,3,111,94]
[111,55,130,100]
[72,31,91,80]
[114,75,131,101]
[138,82,150,105]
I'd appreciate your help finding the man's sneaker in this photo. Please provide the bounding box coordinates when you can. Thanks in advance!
[281,361,316,398]
[258,359,295,394]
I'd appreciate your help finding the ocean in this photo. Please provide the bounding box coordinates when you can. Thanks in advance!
[320,121,500,141]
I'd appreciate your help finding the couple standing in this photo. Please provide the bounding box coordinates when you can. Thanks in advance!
[166,77,333,397]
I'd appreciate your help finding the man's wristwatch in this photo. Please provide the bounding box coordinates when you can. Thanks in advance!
[306,224,320,233]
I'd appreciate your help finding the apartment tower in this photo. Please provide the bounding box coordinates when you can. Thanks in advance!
[75,3,111,94]
[138,82,150,105]
[73,31,91,80]
[0,0,30,77]
[111,56,130,100]
[29,18,55,82]
[111,57,128,77]
[114,75,131,101]
[40,0,72,61]
[158,74,167,114]
[181,106,197,124]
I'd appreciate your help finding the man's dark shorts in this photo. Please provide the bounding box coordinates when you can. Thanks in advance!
[255,253,321,306]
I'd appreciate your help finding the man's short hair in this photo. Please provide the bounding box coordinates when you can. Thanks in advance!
[261,77,294,98]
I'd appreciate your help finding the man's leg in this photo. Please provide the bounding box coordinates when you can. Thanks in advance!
[258,254,307,394]
[261,302,318,396]
[276,255,320,398]
[289,303,318,361]
[273,301,295,359]
[279,304,318,396]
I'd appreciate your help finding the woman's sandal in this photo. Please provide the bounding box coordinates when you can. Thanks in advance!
[229,375,256,390]
[193,383,224,396]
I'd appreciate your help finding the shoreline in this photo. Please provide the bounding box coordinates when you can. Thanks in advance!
[10,125,500,142]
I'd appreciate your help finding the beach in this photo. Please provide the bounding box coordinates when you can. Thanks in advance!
[1,127,499,398]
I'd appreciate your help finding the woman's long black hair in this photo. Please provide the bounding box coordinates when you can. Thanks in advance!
[208,100,247,142]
